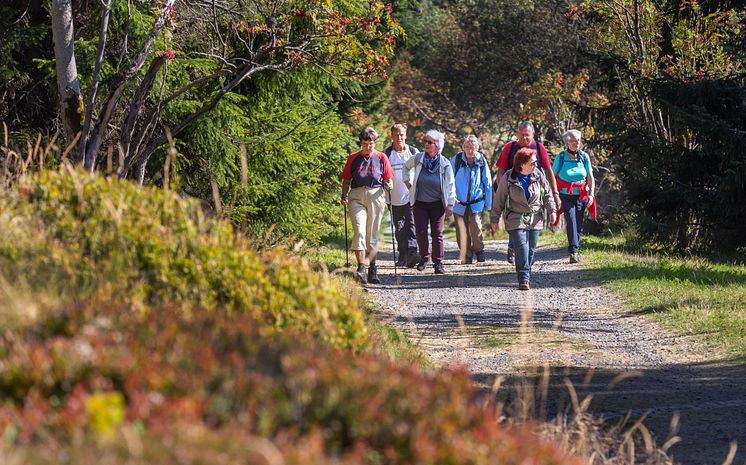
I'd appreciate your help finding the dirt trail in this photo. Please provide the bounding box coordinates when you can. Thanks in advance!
[368,237,746,465]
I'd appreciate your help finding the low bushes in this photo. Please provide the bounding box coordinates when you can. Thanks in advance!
[0,169,366,349]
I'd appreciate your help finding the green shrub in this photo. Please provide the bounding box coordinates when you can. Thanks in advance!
[0,169,366,349]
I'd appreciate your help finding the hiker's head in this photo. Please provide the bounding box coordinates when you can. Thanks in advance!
[462,134,480,157]
[359,127,379,154]
[391,124,407,150]
[424,129,444,156]
[562,129,582,152]
[517,121,535,147]
[514,148,537,174]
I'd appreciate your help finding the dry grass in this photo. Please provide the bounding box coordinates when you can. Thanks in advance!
[478,365,679,465]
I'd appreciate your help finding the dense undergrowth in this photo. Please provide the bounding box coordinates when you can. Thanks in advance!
[0,169,582,465]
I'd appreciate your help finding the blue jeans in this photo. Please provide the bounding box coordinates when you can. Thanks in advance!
[560,194,586,254]
[508,229,541,283]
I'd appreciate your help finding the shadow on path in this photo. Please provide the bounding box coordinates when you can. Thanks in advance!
[473,361,746,465]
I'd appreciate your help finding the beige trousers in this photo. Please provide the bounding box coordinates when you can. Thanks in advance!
[348,186,386,255]
[454,209,485,262]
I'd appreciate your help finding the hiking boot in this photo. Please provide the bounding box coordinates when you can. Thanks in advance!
[507,247,515,265]
[367,263,380,284]
[416,259,429,271]
[462,255,473,265]
[569,253,580,264]
[355,264,368,284]
[476,250,486,263]
[395,255,406,267]
[405,251,422,269]
[518,281,530,290]
[433,262,445,274]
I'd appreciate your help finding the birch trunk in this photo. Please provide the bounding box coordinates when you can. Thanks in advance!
[50,0,82,145]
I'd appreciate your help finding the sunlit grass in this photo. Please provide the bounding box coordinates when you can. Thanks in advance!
[578,233,746,359]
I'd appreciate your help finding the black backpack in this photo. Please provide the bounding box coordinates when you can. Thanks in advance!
[506,141,545,172]
[453,151,485,175]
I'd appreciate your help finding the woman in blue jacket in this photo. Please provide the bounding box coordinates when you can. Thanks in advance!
[451,135,492,264]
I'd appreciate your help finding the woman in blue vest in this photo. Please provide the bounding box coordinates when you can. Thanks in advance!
[451,135,492,264]
[552,129,596,264]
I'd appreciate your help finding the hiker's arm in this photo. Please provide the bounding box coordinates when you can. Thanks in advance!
[341,180,351,205]
[540,147,561,206]
[490,177,507,232]
[586,156,596,206]
[403,156,414,188]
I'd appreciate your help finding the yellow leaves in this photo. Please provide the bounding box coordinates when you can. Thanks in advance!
[84,391,125,438]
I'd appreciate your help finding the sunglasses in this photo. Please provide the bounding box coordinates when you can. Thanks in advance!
[425,140,436,145]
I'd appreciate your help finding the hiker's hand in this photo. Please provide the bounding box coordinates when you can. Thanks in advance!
[404,181,411,189]
[553,192,562,208]
[490,222,499,234]
[341,196,348,206]
[587,194,594,206]
[446,206,453,217]
[384,179,393,191]
[550,212,557,225]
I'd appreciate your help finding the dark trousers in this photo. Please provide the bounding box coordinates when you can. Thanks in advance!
[560,193,586,254]
[413,201,445,264]
[391,204,418,259]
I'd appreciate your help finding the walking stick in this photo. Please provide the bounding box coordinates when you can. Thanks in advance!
[388,190,398,278]
[343,204,350,268]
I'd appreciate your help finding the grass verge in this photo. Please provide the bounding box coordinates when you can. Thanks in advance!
[573,232,746,359]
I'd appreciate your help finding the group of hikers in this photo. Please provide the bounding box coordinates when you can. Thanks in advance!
[340,122,596,290]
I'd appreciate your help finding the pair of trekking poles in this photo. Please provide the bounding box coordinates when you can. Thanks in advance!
[343,189,398,278]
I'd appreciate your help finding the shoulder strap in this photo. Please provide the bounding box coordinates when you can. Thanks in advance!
[454,152,465,174]
[507,142,521,170]
[409,145,417,155]
[557,151,565,174]
[535,143,545,171]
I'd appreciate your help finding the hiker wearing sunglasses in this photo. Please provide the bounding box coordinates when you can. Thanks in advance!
[341,127,394,284]
[490,148,557,290]
[403,129,456,275]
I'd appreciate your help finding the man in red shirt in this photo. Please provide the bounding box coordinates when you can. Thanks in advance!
[493,122,561,263]
[341,127,394,284]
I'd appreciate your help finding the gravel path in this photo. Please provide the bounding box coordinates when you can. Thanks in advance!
[368,234,746,465]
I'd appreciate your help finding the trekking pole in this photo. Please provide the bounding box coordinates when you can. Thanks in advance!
[343,203,350,268]
[388,190,398,278]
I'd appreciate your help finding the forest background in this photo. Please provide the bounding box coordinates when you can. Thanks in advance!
[1,0,745,252]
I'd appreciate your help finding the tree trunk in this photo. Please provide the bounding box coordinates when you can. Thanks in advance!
[50,0,82,146]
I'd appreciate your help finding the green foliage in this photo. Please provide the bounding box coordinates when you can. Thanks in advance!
[151,70,357,244]
[0,3,52,126]
[575,0,746,251]
[0,169,367,349]
[391,0,587,143]
[617,78,746,251]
